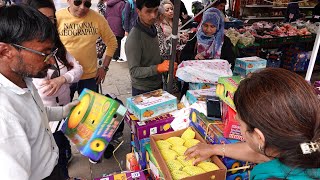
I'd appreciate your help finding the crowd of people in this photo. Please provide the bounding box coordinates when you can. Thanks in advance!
[0,0,319,179]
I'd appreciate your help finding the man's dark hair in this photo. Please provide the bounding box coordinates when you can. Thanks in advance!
[136,0,160,10]
[0,5,57,45]
[27,0,56,12]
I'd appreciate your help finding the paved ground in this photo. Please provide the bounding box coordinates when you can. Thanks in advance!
[68,61,133,180]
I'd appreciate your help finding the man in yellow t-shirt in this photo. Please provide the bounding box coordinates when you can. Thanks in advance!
[56,0,117,99]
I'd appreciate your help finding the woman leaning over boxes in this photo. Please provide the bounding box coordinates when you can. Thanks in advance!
[185,68,320,179]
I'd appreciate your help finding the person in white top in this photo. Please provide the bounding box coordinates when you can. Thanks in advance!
[27,0,84,179]
[0,5,78,180]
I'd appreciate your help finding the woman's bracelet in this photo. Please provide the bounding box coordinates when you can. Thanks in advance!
[221,143,226,158]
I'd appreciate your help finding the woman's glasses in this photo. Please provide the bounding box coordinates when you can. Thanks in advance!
[73,0,92,8]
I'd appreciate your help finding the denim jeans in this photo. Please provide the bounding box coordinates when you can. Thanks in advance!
[53,131,71,179]
[70,78,98,100]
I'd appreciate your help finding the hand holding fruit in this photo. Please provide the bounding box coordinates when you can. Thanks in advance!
[184,143,216,165]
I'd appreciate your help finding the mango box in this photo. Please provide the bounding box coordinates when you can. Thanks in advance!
[145,143,165,180]
[189,108,222,144]
[62,88,127,161]
[150,127,227,180]
[130,113,175,140]
[216,76,243,111]
[233,66,264,77]
[222,103,244,141]
[186,88,216,105]
[126,89,177,121]
[93,171,147,180]
[189,82,216,90]
[235,56,267,69]
[226,171,249,180]
[191,121,251,175]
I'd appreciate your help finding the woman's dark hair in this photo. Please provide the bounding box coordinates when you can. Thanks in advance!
[27,0,72,70]
[234,68,320,171]
[213,0,227,6]
[136,0,160,10]
[0,5,57,44]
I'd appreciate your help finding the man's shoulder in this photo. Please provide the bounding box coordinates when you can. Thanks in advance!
[127,27,140,38]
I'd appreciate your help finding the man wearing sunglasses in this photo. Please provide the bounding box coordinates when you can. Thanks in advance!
[56,0,117,99]
[0,5,79,179]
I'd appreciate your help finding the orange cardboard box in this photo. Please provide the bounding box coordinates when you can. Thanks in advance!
[150,127,227,180]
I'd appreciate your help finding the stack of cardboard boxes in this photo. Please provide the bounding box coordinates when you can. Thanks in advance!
[125,89,177,170]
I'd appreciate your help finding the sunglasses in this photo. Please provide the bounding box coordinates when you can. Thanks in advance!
[11,43,58,63]
[73,0,92,8]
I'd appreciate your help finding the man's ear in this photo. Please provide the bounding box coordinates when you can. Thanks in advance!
[0,43,15,61]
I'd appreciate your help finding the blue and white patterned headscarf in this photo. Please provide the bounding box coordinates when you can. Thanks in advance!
[196,7,224,59]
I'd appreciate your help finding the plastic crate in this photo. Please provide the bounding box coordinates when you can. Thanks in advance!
[298,34,316,43]
[255,37,278,46]
[277,36,298,44]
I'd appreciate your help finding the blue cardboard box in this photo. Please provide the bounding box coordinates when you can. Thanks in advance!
[126,89,177,121]
[186,88,216,105]
[189,82,216,90]
[233,66,264,77]
[235,56,267,69]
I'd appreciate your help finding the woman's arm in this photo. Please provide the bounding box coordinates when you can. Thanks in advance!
[185,142,270,165]
[62,52,83,83]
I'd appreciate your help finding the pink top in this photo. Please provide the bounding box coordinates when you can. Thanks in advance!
[33,52,83,106]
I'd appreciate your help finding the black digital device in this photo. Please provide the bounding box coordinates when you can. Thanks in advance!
[206,96,221,119]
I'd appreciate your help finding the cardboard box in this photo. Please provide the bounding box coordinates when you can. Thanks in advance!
[216,76,242,111]
[150,127,227,180]
[190,121,251,176]
[62,88,126,161]
[226,171,249,180]
[233,66,264,77]
[189,108,223,144]
[189,83,216,90]
[235,56,267,69]
[126,89,177,121]
[130,113,174,140]
[126,153,140,171]
[222,103,244,141]
[186,88,216,105]
[145,144,164,180]
[94,171,147,180]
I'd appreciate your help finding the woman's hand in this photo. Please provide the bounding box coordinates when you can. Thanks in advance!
[42,76,66,96]
[184,143,216,165]
[195,53,205,60]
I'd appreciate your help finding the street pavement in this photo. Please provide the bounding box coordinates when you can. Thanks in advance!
[68,61,133,180]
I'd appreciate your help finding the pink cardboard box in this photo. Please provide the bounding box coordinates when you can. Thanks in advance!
[130,113,175,140]
[222,103,244,141]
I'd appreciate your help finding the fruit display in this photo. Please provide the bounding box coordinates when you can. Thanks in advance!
[155,128,221,180]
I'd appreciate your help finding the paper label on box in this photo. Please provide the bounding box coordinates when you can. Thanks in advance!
[99,178,109,180]
[137,122,146,126]
[150,127,157,135]
[149,160,159,177]
[114,174,126,180]
[131,172,141,178]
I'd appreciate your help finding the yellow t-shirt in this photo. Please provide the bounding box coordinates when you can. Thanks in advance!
[56,8,117,80]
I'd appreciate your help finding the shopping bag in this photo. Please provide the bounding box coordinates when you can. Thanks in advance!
[119,36,127,61]
[176,59,233,84]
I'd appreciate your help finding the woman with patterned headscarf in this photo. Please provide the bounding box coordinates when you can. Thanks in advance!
[180,7,235,66]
